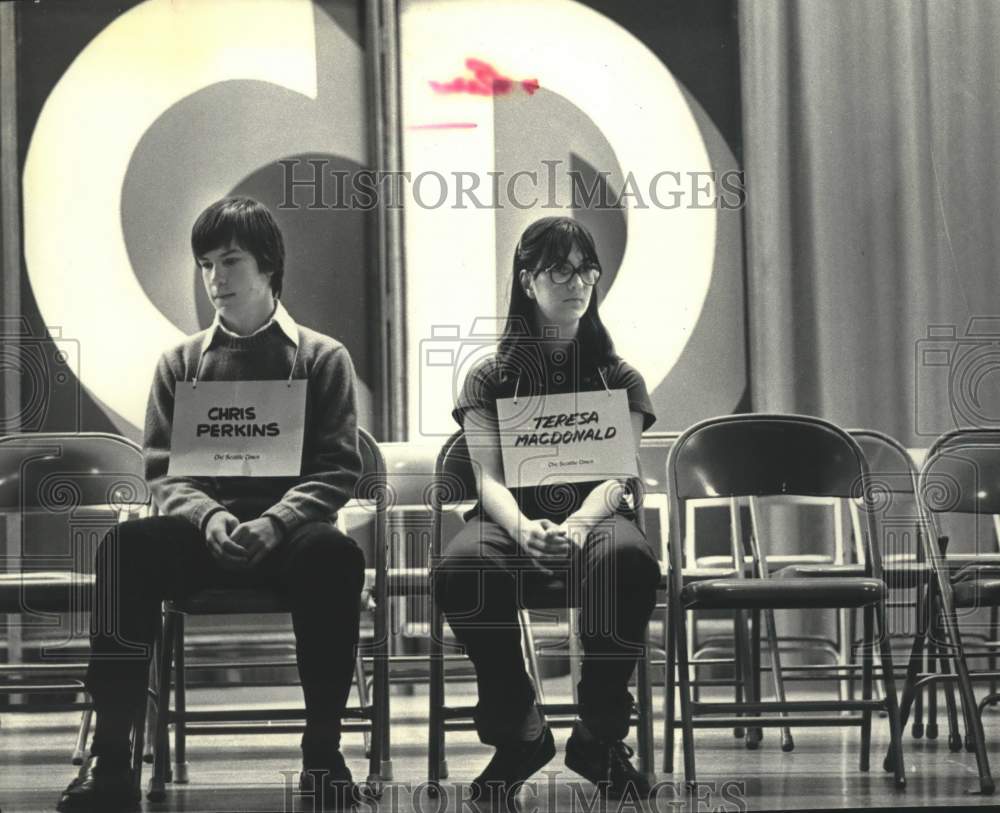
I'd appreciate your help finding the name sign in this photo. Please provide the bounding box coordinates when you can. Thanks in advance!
[495,389,637,487]
[168,380,307,477]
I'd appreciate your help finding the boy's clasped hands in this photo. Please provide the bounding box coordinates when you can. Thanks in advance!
[204,511,283,570]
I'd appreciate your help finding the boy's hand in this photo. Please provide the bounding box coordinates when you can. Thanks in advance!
[232,517,284,567]
[204,511,251,570]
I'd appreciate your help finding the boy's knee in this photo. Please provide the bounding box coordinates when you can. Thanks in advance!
[287,523,365,582]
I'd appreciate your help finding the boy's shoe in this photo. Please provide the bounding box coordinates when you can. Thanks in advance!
[56,755,139,812]
[300,749,359,811]
[564,720,652,799]
[470,725,556,806]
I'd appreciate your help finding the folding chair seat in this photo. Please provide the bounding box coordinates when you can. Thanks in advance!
[951,578,1000,608]
[663,414,906,790]
[0,433,149,779]
[0,572,95,612]
[682,576,886,610]
[427,430,656,792]
[147,427,390,800]
[778,560,931,589]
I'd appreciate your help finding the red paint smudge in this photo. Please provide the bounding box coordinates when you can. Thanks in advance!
[406,122,479,130]
[430,58,540,97]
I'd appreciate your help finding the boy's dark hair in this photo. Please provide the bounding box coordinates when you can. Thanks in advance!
[191,197,286,297]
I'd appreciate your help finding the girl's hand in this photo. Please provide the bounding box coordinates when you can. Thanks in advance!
[516,518,571,574]
[554,516,595,550]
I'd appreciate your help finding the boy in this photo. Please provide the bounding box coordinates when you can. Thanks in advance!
[59,197,365,811]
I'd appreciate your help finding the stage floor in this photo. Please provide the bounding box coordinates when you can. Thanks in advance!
[4,680,1000,812]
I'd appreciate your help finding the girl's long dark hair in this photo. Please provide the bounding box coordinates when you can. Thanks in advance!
[497,217,617,378]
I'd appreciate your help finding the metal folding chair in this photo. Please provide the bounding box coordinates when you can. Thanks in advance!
[147,427,390,800]
[772,431,938,735]
[0,432,149,788]
[890,428,1000,795]
[427,430,655,792]
[664,414,906,788]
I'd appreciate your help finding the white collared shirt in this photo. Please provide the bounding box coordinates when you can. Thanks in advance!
[200,300,300,355]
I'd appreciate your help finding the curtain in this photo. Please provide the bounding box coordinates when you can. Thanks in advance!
[739,0,1000,448]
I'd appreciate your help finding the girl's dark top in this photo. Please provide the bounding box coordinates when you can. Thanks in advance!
[452,348,656,523]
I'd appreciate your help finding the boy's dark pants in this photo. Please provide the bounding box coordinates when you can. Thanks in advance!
[86,515,364,756]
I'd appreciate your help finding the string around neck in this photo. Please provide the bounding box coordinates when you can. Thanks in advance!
[598,367,612,396]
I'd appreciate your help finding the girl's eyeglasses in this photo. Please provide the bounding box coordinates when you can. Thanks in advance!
[538,260,602,286]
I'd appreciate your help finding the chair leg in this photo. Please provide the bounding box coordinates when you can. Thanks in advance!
[913,580,926,738]
[367,611,392,785]
[428,604,446,792]
[875,602,906,788]
[519,608,546,706]
[148,610,175,802]
[892,603,928,739]
[990,605,998,700]
[763,607,794,752]
[130,682,148,798]
[354,653,372,759]
[672,591,697,788]
[143,651,158,765]
[569,608,582,705]
[689,609,700,705]
[860,605,873,772]
[636,625,655,784]
[940,604,995,793]
[838,607,851,702]
[173,614,188,785]
[663,596,676,774]
[927,626,940,739]
[732,613,745,739]
[934,611,963,752]
[737,609,761,748]
[72,708,92,765]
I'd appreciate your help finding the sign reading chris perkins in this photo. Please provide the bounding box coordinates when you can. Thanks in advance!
[196,406,280,438]
[496,389,637,488]
[169,380,307,477]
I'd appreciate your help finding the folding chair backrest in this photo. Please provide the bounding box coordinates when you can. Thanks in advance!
[0,432,148,511]
[849,429,925,567]
[0,433,148,574]
[0,433,148,626]
[667,415,877,578]
[350,427,388,577]
[638,432,679,562]
[852,430,918,493]
[429,431,478,557]
[670,415,866,501]
[638,432,679,498]
[921,430,1000,516]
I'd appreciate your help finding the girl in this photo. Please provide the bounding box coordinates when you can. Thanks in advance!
[433,217,660,802]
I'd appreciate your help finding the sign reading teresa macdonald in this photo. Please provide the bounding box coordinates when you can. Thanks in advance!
[168,380,307,477]
[495,389,637,488]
